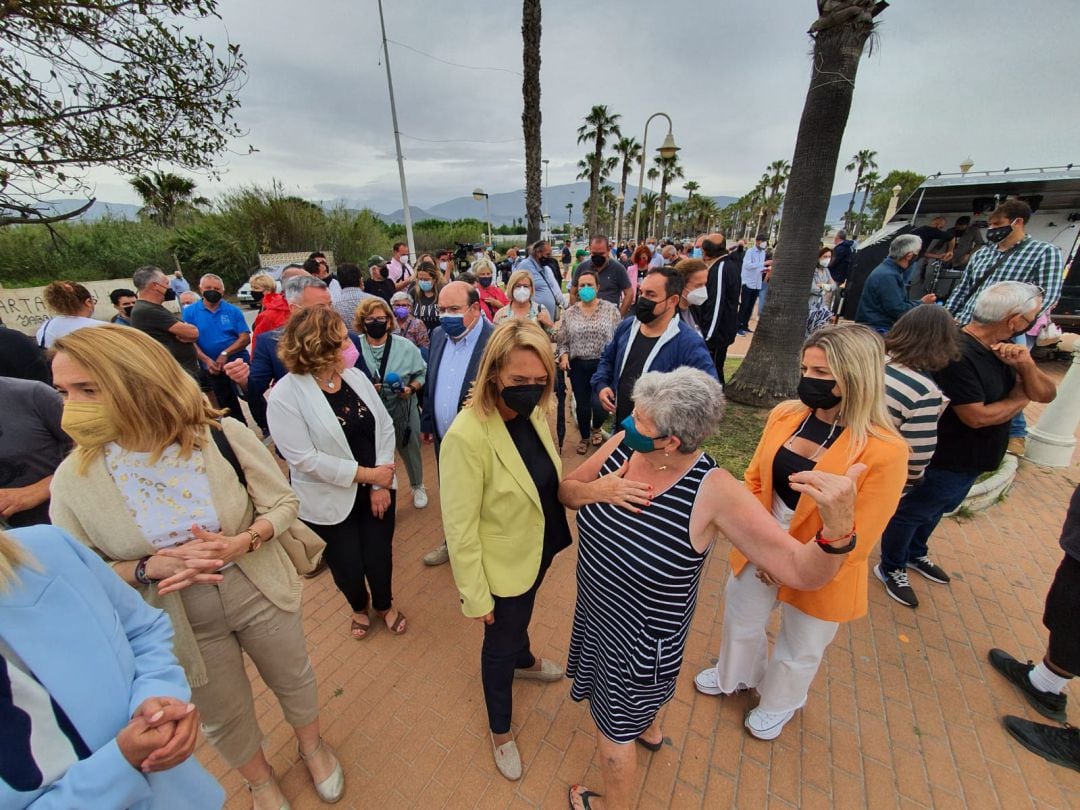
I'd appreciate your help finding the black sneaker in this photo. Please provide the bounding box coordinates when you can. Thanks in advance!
[1003,716,1080,773]
[988,649,1068,722]
[907,556,951,584]
[874,563,918,608]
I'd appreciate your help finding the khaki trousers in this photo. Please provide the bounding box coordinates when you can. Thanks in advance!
[182,566,319,767]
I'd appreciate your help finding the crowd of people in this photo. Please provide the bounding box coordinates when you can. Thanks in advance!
[0,207,1075,809]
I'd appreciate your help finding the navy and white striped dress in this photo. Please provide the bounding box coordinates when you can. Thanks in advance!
[567,444,717,742]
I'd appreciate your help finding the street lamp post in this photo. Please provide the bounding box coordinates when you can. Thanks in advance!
[473,188,492,248]
[632,113,679,245]
[376,0,415,259]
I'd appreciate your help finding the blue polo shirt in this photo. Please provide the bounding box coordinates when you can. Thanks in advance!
[182,299,250,365]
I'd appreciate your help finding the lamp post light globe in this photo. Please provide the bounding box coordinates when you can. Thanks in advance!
[472,188,492,248]
[658,132,680,159]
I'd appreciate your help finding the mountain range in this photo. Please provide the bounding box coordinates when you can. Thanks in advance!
[40,181,855,229]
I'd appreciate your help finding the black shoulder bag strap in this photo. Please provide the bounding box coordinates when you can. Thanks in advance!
[965,242,1023,302]
[209,421,247,488]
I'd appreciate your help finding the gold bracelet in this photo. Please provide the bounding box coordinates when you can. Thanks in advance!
[246,528,263,553]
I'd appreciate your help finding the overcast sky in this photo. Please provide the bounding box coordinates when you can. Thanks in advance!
[82,0,1080,212]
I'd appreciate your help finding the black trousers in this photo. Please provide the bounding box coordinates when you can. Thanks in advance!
[1044,553,1080,674]
[737,286,759,331]
[309,487,396,613]
[567,358,605,441]
[709,340,730,386]
[481,558,552,734]
[202,368,248,426]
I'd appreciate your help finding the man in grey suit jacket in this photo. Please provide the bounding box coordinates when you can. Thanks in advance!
[420,281,494,565]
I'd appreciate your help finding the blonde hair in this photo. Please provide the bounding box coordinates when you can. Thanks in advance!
[51,325,223,474]
[779,323,899,455]
[468,319,555,418]
[44,281,93,316]
[506,270,534,296]
[278,305,347,375]
[248,273,277,294]
[0,531,36,592]
[354,297,396,334]
[471,258,497,276]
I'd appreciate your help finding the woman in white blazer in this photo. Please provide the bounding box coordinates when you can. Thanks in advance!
[267,306,406,640]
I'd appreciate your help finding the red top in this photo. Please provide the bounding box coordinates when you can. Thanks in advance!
[250,292,290,349]
[478,284,509,321]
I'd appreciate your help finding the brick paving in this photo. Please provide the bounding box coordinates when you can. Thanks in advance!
[203,358,1080,809]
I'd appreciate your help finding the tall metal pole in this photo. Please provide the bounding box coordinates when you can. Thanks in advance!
[632,112,673,245]
[377,0,415,259]
[485,196,492,248]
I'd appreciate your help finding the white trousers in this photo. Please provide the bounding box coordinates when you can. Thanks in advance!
[713,563,840,714]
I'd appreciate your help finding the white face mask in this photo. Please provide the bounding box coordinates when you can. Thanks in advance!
[819,258,831,268]
[438,261,448,272]
[512,286,532,303]
[686,286,708,306]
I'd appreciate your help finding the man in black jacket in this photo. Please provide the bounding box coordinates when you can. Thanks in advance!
[694,233,741,386]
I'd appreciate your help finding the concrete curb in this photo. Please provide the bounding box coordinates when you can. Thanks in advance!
[947,454,1019,516]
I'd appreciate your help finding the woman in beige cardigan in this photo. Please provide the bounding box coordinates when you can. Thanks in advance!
[48,325,343,810]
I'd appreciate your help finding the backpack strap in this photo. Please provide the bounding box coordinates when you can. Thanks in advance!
[209,420,247,489]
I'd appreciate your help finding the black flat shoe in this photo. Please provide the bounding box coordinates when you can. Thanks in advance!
[635,735,664,752]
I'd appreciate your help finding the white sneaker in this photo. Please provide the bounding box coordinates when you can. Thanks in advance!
[412,486,428,509]
[423,542,449,566]
[744,707,795,740]
[694,667,724,696]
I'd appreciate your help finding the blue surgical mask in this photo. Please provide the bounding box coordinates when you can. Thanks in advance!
[691,247,703,259]
[440,314,466,338]
[578,286,597,303]
[619,414,668,453]
[418,280,434,292]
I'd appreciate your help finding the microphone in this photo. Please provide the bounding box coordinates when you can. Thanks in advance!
[383,371,405,393]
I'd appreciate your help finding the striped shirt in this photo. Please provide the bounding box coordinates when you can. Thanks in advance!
[946,236,1064,324]
[885,361,947,488]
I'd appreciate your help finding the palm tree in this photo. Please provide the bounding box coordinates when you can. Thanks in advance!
[852,169,880,237]
[576,156,618,185]
[689,195,720,234]
[614,136,641,242]
[576,105,621,235]
[752,173,771,237]
[764,159,791,234]
[683,180,700,201]
[843,148,877,232]
[565,201,573,227]
[653,154,684,238]
[726,0,887,407]
[129,171,208,227]
[637,191,660,238]
[521,0,542,243]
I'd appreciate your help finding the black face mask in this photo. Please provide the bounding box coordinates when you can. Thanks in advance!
[590,253,607,267]
[251,291,264,305]
[202,290,223,304]
[163,288,177,302]
[1010,314,1035,340]
[478,276,493,287]
[797,376,842,410]
[366,320,388,339]
[985,223,1013,244]
[121,304,135,317]
[501,383,545,417]
[634,296,662,324]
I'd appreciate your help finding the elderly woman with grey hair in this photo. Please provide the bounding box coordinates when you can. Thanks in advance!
[560,367,866,810]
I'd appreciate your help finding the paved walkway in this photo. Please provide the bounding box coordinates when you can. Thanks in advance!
[203,358,1080,809]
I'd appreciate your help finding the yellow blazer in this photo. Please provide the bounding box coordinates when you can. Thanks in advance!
[440,406,562,617]
[729,404,908,623]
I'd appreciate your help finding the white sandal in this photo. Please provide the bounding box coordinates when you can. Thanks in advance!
[298,737,345,803]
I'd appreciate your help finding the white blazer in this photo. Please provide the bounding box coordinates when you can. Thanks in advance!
[266,367,397,525]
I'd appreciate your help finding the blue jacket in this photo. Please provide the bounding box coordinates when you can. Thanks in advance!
[421,319,494,448]
[0,526,223,809]
[829,239,855,284]
[591,316,718,401]
[248,327,370,432]
[855,257,918,332]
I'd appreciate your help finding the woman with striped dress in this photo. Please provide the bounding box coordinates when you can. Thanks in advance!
[559,367,866,810]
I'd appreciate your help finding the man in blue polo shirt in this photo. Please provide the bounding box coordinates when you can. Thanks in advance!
[182,273,251,423]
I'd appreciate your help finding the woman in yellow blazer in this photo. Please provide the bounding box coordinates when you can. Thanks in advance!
[440,319,573,782]
[695,324,908,741]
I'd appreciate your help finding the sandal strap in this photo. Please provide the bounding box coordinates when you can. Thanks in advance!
[298,737,326,762]
[247,767,278,792]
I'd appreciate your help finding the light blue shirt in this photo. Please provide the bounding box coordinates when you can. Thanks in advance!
[742,246,767,289]
[433,319,483,438]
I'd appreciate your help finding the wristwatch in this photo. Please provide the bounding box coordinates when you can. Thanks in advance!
[815,528,857,555]
[134,556,159,585]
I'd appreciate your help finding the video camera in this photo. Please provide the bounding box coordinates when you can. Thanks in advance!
[454,242,482,276]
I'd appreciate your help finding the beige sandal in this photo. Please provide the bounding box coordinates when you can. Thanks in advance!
[576,440,588,455]
[246,767,291,810]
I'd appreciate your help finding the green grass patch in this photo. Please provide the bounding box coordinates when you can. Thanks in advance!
[701,358,770,478]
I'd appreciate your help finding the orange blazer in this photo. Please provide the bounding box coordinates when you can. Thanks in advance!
[729,404,908,623]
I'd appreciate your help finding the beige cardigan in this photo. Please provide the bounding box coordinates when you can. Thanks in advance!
[49,417,302,688]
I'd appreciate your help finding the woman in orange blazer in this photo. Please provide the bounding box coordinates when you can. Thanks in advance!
[695,324,908,741]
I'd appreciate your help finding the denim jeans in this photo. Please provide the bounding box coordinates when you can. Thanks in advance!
[567,357,605,441]
[1009,332,1027,438]
[878,468,978,571]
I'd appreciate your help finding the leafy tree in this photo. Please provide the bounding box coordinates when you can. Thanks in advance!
[0,0,245,227]
[867,169,926,228]
[843,148,878,231]
[129,171,209,228]
[521,0,542,243]
[727,0,887,408]
[576,105,621,235]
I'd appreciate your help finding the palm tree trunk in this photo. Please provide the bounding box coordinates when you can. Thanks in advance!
[522,0,542,244]
[844,165,863,232]
[727,0,883,407]
[657,178,669,238]
[588,144,601,236]
[853,183,871,237]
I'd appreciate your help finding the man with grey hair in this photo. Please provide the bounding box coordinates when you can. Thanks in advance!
[854,234,937,332]
[875,281,1056,608]
[129,264,200,379]
[182,272,250,422]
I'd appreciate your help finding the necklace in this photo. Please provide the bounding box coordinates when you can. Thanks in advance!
[317,371,339,390]
[784,411,840,461]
